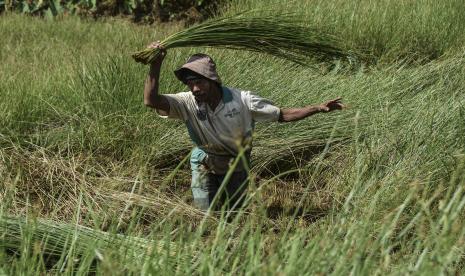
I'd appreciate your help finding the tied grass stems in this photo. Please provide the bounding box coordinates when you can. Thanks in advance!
[132,12,352,66]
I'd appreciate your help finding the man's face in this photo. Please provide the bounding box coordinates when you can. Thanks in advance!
[186,78,213,103]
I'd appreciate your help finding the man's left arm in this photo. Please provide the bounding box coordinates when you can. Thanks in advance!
[278,97,344,123]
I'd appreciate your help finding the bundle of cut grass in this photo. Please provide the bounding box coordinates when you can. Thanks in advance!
[132,12,351,66]
[0,216,188,271]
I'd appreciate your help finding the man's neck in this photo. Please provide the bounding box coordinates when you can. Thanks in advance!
[207,85,222,110]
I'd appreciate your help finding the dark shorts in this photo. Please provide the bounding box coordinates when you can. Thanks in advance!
[191,168,249,211]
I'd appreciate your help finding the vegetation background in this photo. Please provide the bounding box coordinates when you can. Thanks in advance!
[0,0,223,23]
[1,0,465,274]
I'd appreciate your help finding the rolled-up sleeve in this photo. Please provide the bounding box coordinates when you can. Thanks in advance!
[243,91,281,122]
[156,92,190,121]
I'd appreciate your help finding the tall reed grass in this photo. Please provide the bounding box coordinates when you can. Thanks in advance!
[1,0,465,273]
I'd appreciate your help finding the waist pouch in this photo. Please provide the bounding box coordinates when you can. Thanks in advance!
[204,154,248,175]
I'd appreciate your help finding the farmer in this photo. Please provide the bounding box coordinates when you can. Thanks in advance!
[143,42,344,211]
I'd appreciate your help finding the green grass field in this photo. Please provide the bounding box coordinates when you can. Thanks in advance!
[1,0,465,274]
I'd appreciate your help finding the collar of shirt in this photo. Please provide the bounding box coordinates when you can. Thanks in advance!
[201,86,234,115]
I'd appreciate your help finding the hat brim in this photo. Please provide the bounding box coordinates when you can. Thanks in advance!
[174,64,222,84]
[174,68,205,84]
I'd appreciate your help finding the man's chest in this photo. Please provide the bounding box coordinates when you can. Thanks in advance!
[195,101,250,135]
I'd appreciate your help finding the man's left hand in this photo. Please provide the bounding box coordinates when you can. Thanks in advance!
[319,97,345,112]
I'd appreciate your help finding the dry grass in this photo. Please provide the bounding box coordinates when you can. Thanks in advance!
[0,148,219,227]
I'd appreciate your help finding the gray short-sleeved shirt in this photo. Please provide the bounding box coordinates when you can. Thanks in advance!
[157,86,280,156]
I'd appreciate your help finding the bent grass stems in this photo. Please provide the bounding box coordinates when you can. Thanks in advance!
[0,216,194,273]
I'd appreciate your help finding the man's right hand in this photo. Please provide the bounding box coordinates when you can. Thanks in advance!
[148,41,167,67]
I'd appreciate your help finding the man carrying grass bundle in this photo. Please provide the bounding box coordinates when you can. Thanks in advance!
[144,42,344,211]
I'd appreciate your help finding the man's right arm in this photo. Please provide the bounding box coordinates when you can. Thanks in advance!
[143,43,170,114]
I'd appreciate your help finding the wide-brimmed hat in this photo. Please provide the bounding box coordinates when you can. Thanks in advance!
[174,53,222,84]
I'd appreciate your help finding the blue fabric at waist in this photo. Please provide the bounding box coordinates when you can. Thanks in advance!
[190,147,250,171]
